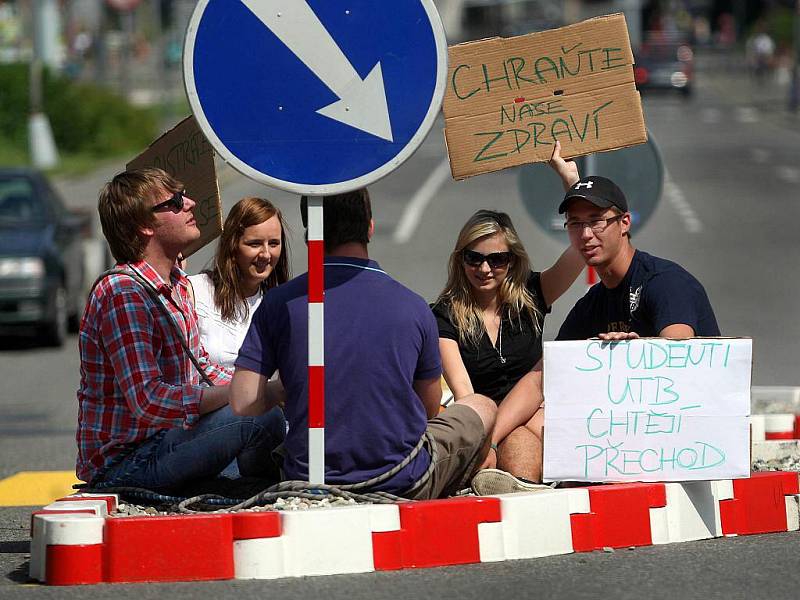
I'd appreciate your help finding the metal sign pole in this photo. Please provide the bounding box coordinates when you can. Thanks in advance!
[183,0,449,486]
[307,196,325,485]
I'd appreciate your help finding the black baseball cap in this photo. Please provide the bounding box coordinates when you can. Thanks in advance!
[558,176,628,214]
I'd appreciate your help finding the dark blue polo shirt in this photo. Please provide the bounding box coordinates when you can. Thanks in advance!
[236,257,441,494]
[556,250,720,339]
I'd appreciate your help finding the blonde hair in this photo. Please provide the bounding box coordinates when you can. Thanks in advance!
[435,210,541,347]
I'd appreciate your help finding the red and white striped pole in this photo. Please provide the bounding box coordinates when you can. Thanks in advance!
[306,196,325,485]
[586,266,598,286]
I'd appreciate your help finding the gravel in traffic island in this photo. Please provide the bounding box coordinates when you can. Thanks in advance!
[752,440,800,473]
[113,496,361,517]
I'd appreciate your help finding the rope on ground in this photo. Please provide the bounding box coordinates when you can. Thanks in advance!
[178,431,437,512]
[85,432,438,513]
[178,481,407,513]
[83,481,408,513]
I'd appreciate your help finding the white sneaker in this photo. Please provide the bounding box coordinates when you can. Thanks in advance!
[470,469,553,496]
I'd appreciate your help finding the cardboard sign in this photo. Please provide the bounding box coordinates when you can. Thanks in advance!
[127,116,222,257]
[542,338,752,482]
[442,13,647,180]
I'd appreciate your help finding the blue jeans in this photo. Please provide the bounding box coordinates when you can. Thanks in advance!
[95,405,285,491]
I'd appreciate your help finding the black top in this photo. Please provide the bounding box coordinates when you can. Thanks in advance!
[556,250,720,340]
[432,272,549,404]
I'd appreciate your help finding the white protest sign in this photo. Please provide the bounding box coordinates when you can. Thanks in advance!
[543,338,752,482]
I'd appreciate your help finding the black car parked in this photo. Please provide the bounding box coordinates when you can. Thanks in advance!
[0,168,89,346]
[634,36,695,98]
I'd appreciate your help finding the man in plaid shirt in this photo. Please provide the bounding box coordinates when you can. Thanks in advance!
[76,168,285,490]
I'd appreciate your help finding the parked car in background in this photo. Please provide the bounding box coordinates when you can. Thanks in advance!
[634,36,695,98]
[0,168,90,346]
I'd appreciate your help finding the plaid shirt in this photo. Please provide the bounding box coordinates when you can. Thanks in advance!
[76,260,231,483]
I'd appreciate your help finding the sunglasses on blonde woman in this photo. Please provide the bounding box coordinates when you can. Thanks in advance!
[462,249,513,269]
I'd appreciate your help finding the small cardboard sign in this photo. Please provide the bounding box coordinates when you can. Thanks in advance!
[442,13,647,180]
[543,338,752,482]
[127,116,222,257]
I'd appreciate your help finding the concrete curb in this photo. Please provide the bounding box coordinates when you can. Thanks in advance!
[28,472,800,586]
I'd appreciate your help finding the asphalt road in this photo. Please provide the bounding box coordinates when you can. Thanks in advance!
[1,50,799,596]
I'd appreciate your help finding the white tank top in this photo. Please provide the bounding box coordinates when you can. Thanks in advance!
[188,273,262,370]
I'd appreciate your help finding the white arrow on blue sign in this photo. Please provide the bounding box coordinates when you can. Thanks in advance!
[184,0,448,195]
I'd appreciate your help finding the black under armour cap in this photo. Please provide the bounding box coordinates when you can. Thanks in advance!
[558,176,628,214]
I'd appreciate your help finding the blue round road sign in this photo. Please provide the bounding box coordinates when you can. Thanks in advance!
[184,0,448,195]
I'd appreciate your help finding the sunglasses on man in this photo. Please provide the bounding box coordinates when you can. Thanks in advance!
[151,190,185,214]
[462,249,513,269]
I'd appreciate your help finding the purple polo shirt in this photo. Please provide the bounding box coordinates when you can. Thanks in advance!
[236,257,441,494]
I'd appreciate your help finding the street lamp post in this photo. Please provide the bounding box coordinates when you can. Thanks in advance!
[619,0,642,52]
[790,0,800,112]
[28,0,59,169]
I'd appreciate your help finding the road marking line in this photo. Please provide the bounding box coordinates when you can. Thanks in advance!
[776,166,800,184]
[82,238,107,294]
[734,106,759,123]
[0,471,80,507]
[393,158,451,244]
[701,107,721,124]
[663,171,703,233]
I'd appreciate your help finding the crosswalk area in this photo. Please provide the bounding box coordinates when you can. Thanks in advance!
[649,99,800,187]
[0,472,80,507]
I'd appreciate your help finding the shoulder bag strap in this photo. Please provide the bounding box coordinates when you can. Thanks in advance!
[89,268,214,387]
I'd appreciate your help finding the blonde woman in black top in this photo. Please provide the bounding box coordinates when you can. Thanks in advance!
[432,144,582,488]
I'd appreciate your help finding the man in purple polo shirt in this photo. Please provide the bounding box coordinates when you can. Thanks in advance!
[230,189,496,498]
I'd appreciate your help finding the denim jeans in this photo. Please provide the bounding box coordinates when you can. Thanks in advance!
[95,405,285,491]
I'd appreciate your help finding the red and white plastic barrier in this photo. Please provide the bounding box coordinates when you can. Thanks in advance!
[763,414,797,440]
[719,471,799,535]
[29,473,800,586]
[650,480,732,544]
[28,494,117,585]
[751,413,800,441]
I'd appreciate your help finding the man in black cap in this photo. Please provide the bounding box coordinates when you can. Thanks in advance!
[552,168,720,341]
